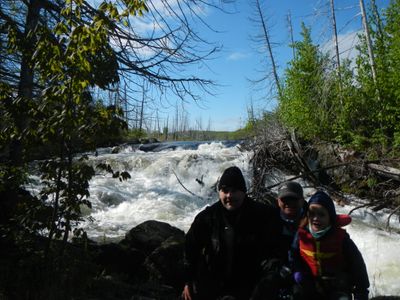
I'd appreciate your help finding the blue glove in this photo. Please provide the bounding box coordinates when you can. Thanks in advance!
[294,271,304,284]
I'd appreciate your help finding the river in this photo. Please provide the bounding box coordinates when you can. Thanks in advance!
[28,140,400,297]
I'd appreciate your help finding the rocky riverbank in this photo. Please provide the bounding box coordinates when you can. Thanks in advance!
[81,220,185,299]
[82,219,400,300]
[2,218,397,299]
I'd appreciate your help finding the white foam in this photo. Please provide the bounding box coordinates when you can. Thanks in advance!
[334,204,400,297]
[29,141,400,296]
[82,141,251,237]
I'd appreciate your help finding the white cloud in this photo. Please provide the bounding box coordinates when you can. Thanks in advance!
[322,30,361,62]
[227,52,249,61]
[130,0,211,34]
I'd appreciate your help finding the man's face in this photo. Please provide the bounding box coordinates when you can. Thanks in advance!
[219,187,245,211]
[278,196,304,219]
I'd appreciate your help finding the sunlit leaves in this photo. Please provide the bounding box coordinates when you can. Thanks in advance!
[96,163,131,182]
[6,24,20,53]
[278,23,335,141]
[277,3,400,152]
[99,0,148,21]
[350,0,400,150]
[0,0,142,244]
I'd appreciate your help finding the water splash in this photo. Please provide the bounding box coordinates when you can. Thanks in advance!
[82,141,251,237]
[29,140,400,296]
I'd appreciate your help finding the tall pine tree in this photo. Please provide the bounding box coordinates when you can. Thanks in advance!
[278,23,335,140]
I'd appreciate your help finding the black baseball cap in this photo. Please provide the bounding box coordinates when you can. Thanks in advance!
[277,182,303,199]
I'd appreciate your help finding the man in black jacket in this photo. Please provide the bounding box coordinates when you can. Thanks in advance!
[182,166,280,300]
[251,181,307,299]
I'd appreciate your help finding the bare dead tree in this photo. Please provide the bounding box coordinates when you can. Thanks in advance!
[286,10,296,59]
[329,0,341,73]
[359,0,379,90]
[370,0,384,39]
[139,80,149,132]
[1,0,232,158]
[123,82,129,127]
[329,0,343,104]
[249,0,282,101]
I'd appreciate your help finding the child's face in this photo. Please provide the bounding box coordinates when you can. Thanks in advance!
[308,203,330,232]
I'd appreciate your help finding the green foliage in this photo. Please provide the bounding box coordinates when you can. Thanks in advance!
[0,233,97,300]
[91,103,128,147]
[278,24,336,141]
[274,2,400,152]
[0,0,145,297]
[351,0,400,150]
[380,0,400,139]
[97,163,132,182]
[127,128,147,140]
[229,128,252,140]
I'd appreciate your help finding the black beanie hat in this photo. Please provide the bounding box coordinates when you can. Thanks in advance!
[308,191,337,223]
[218,166,247,193]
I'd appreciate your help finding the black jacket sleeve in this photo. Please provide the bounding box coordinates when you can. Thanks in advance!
[343,234,370,300]
[183,206,212,284]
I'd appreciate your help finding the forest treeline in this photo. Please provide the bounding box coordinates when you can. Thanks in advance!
[245,0,400,220]
[250,1,400,155]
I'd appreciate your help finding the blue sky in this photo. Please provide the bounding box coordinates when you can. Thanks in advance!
[167,0,390,132]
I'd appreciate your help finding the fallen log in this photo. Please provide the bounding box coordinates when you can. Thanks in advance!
[367,163,400,181]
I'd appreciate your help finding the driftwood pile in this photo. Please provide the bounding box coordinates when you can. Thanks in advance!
[243,118,400,225]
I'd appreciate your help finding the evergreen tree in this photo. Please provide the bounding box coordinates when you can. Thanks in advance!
[354,0,400,149]
[278,23,336,140]
[333,58,367,146]
[382,0,400,147]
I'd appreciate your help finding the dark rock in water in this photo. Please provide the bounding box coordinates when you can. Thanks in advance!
[91,242,147,281]
[121,220,185,255]
[111,146,121,154]
[144,235,185,291]
[139,143,161,152]
[148,138,160,143]
[86,220,185,299]
[98,192,125,207]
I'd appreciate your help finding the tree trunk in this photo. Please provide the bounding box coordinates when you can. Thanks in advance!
[254,0,281,99]
[368,163,400,181]
[329,0,343,105]
[359,0,379,90]
[11,0,41,165]
[286,10,296,59]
